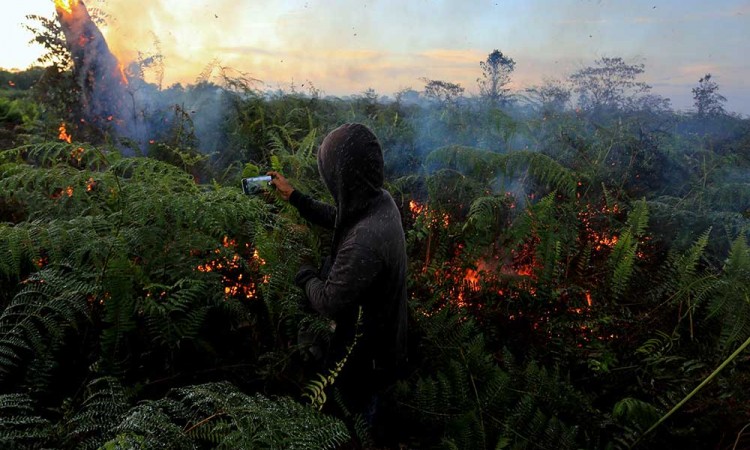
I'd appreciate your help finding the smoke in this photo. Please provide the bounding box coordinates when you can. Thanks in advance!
[55,0,232,153]
[56,0,130,131]
[50,0,748,115]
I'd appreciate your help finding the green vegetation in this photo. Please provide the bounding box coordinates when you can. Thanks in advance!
[1,43,750,449]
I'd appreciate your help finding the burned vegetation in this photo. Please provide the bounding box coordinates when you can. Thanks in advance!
[1,1,750,449]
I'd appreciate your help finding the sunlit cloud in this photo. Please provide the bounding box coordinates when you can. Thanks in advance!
[679,64,723,78]
[418,49,486,65]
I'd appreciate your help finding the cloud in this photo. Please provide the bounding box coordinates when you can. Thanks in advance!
[418,49,486,65]
[679,63,722,78]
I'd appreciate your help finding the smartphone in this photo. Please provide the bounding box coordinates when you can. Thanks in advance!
[241,175,272,195]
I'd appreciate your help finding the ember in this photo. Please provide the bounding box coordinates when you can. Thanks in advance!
[51,186,75,200]
[70,146,85,162]
[409,199,450,228]
[578,203,621,252]
[195,236,268,300]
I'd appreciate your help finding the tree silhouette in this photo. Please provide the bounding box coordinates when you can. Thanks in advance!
[477,49,516,106]
[421,77,465,106]
[692,73,726,116]
[569,57,651,113]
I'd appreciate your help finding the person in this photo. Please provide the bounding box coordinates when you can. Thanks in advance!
[268,123,407,435]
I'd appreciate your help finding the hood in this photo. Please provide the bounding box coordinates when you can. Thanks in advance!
[317,123,384,228]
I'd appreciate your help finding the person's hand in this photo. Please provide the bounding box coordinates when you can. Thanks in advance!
[294,265,317,289]
[267,171,294,201]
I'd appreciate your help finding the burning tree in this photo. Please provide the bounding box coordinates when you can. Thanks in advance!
[53,0,131,133]
[2,12,750,447]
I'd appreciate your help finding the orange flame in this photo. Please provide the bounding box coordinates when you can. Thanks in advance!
[70,146,85,162]
[58,122,72,143]
[409,199,451,228]
[253,249,266,265]
[195,237,269,300]
[409,200,425,217]
[118,64,129,85]
[49,186,74,200]
[54,0,77,14]
[464,268,480,290]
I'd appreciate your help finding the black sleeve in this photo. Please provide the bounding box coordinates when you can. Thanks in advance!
[303,242,382,318]
[289,190,337,229]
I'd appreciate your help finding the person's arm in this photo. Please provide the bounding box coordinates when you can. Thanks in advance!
[289,191,336,229]
[295,241,382,317]
[268,171,336,229]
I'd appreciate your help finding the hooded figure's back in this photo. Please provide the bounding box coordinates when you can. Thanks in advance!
[290,123,407,370]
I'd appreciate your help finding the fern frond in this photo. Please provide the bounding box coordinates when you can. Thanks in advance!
[708,234,750,351]
[612,397,661,430]
[0,393,53,448]
[0,266,93,380]
[608,200,649,300]
[424,146,578,198]
[105,382,350,450]
[463,195,510,239]
[66,377,131,449]
[303,306,363,410]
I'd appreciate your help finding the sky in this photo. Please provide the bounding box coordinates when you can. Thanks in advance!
[2,0,749,114]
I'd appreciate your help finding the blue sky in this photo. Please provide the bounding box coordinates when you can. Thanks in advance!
[2,0,749,114]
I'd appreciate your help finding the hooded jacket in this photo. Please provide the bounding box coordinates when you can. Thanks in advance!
[289,123,407,369]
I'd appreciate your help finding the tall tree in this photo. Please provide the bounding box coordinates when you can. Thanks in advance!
[477,49,516,105]
[569,57,651,113]
[692,73,726,116]
[421,77,465,106]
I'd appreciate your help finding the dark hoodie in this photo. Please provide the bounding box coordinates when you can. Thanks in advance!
[290,123,407,370]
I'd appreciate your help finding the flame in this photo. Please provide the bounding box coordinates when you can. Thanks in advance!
[54,0,77,14]
[409,200,425,217]
[70,146,85,162]
[195,237,268,300]
[49,186,74,200]
[594,234,618,251]
[578,203,621,252]
[409,199,451,228]
[253,249,266,265]
[58,122,72,143]
[464,268,480,290]
[118,64,129,85]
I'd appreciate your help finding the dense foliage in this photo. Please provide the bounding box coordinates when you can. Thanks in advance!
[1,49,750,450]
